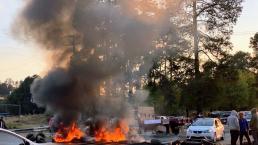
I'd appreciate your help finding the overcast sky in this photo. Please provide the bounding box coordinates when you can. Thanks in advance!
[0,0,257,81]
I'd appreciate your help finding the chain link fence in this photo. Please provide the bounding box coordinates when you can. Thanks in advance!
[0,104,21,116]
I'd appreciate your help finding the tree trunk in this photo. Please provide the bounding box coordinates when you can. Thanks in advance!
[193,0,202,114]
[193,0,200,78]
[164,57,167,77]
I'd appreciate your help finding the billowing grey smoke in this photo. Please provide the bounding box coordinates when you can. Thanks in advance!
[14,0,180,124]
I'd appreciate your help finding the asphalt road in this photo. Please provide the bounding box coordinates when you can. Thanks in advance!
[140,125,253,145]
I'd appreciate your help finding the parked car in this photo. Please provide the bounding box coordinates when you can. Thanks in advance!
[0,128,37,145]
[210,111,221,118]
[210,111,230,124]
[220,111,231,124]
[242,111,252,123]
[0,128,54,145]
[186,118,224,143]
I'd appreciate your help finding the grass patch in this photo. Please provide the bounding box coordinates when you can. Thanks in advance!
[5,114,48,129]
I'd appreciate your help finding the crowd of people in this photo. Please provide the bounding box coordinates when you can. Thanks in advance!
[227,108,258,145]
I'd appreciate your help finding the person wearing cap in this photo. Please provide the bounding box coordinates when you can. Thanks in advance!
[250,108,258,144]
[239,112,251,145]
[0,116,7,129]
[227,110,240,145]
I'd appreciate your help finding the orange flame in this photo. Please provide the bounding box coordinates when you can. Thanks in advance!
[95,120,129,142]
[53,122,84,143]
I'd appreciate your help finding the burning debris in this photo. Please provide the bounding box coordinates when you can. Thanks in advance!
[95,119,129,142]
[52,118,130,143]
[53,122,84,143]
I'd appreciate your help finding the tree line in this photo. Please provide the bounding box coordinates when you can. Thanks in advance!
[0,75,44,115]
[147,50,258,115]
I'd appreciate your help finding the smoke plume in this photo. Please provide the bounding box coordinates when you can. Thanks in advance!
[13,0,182,124]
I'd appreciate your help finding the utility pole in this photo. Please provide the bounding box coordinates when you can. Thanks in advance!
[67,34,81,65]
[67,35,78,54]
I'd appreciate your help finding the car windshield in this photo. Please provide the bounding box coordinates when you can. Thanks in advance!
[192,118,213,126]
[245,114,252,119]
[221,112,230,117]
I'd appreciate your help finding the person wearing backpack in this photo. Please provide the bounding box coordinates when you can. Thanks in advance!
[0,116,7,129]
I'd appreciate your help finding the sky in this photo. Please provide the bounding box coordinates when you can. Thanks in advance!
[231,0,258,53]
[0,0,257,81]
[0,0,47,82]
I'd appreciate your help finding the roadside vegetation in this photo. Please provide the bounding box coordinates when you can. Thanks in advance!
[5,114,48,129]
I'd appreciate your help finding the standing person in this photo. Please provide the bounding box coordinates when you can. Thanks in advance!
[227,110,240,145]
[0,116,7,129]
[49,116,59,133]
[239,112,251,145]
[250,108,258,145]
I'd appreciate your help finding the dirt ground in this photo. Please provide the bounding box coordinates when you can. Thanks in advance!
[4,114,49,129]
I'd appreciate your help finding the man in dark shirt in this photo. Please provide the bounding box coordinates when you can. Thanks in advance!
[239,112,251,145]
[0,116,7,129]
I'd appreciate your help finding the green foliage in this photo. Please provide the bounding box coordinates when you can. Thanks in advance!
[250,32,258,55]
[182,76,218,112]
[147,51,258,114]
[0,80,14,96]
[216,70,256,109]
[147,76,182,115]
[6,75,45,115]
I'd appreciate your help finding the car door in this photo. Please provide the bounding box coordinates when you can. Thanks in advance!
[215,119,223,138]
[0,130,29,145]
[218,119,224,135]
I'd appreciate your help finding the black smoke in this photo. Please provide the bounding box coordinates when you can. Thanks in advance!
[13,0,180,124]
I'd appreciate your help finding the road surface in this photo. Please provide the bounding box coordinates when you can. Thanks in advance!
[140,125,253,145]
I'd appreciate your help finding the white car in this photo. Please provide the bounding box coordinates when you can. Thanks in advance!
[0,128,58,145]
[186,118,224,143]
[0,128,37,145]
